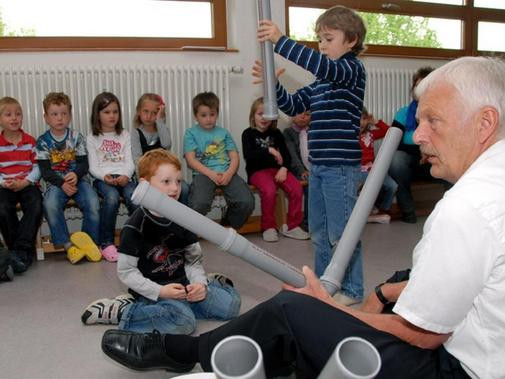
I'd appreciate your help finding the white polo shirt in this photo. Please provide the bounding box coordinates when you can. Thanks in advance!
[394,139,505,379]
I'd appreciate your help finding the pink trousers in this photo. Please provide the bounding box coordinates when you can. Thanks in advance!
[249,168,303,231]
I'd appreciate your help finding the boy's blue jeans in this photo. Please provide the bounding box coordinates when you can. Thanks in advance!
[309,164,364,300]
[43,181,100,246]
[118,279,241,334]
[93,179,137,246]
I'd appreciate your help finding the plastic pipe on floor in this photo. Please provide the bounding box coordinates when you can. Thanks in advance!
[318,337,381,379]
[211,335,266,379]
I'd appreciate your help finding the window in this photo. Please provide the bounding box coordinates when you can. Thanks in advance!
[285,0,505,58]
[0,0,227,51]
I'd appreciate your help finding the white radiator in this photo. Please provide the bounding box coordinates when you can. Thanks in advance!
[364,67,416,125]
[0,64,234,161]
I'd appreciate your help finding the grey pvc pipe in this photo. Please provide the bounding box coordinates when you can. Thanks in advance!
[131,181,306,288]
[211,335,266,379]
[257,0,278,120]
[318,337,381,379]
[320,127,403,295]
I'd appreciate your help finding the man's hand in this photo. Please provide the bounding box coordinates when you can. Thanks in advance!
[301,171,309,180]
[360,291,386,314]
[283,266,334,306]
[159,283,188,300]
[61,181,77,196]
[64,172,78,186]
[257,19,283,44]
[186,283,207,302]
[275,167,287,183]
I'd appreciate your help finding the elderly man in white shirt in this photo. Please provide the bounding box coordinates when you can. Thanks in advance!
[101,56,505,379]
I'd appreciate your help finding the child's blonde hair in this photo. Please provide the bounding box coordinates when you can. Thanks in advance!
[0,97,21,116]
[138,148,181,181]
[43,92,72,114]
[248,97,277,130]
[315,5,367,55]
[133,93,166,127]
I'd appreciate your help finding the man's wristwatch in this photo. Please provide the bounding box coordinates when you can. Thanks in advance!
[374,283,390,305]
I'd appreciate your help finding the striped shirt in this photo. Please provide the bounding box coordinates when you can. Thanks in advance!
[0,129,40,185]
[274,36,366,166]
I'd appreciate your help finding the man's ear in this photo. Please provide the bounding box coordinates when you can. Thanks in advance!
[477,106,499,144]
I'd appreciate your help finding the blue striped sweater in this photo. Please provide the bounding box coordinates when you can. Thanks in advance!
[274,36,366,166]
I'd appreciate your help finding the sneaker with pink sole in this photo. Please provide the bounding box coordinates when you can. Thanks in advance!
[101,244,118,262]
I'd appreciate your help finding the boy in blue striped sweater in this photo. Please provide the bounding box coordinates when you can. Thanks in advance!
[257,5,367,305]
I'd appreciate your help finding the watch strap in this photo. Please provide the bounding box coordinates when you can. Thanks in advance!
[375,283,390,305]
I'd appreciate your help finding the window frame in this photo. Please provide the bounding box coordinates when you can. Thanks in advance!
[285,0,505,59]
[0,0,227,52]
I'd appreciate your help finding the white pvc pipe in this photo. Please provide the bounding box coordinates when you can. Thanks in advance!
[320,127,403,294]
[131,181,306,288]
[257,0,278,120]
[318,337,381,379]
[211,335,266,379]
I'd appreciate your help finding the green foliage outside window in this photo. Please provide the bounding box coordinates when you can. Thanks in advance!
[290,12,441,49]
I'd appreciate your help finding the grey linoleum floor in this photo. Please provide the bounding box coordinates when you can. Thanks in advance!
[0,219,422,379]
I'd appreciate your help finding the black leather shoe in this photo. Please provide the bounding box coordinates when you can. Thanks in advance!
[10,250,27,274]
[101,329,196,372]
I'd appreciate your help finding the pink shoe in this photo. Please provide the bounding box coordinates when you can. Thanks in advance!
[101,245,118,262]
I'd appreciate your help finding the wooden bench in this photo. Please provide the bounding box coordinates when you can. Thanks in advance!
[389,179,446,220]
[32,180,309,259]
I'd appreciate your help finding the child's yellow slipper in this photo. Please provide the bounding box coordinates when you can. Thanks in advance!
[67,246,85,264]
[70,232,102,262]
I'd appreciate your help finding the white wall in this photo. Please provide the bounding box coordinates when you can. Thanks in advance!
[0,0,448,177]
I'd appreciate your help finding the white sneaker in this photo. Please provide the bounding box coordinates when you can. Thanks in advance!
[332,292,362,306]
[81,295,134,325]
[262,228,278,242]
[281,225,310,240]
[367,213,391,224]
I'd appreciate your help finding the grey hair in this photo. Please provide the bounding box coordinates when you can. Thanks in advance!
[415,56,505,137]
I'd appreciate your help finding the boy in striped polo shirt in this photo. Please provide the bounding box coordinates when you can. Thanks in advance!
[0,97,43,274]
[257,5,367,305]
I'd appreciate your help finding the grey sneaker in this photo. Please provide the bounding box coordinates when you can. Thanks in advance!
[281,225,310,240]
[262,228,278,242]
[333,292,362,306]
[81,295,135,325]
[367,213,391,224]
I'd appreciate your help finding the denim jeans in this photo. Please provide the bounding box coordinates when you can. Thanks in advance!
[0,185,43,253]
[43,181,100,245]
[357,171,398,211]
[118,279,241,334]
[309,164,363,300]
[189,174,254,229]
[94,179,137,246]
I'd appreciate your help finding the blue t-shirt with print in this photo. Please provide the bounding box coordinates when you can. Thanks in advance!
[183,124,237,174]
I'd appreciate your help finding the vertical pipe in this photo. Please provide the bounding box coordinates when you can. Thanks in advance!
[257,0,278,120]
